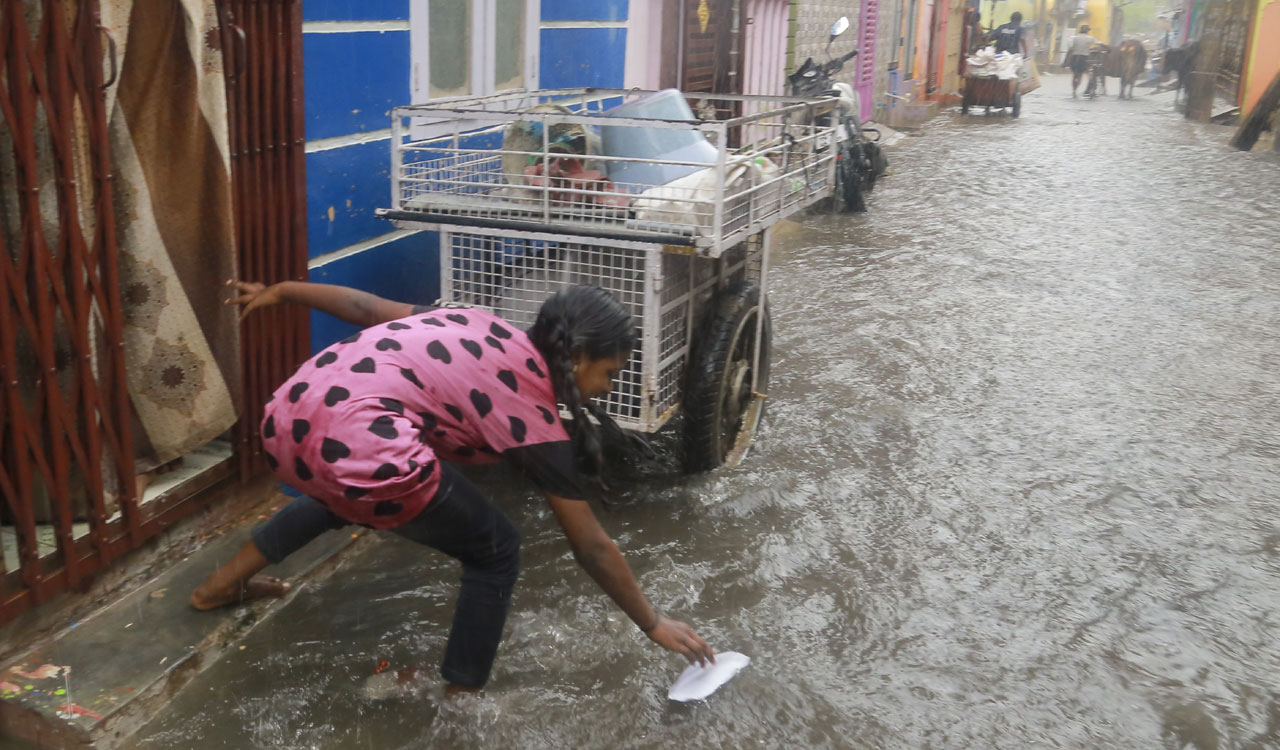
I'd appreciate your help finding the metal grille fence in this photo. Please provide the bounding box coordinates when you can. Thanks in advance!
[217,0,311,480]
[0,0,136,619]
[439,229,757,432]
[0,0,309,624]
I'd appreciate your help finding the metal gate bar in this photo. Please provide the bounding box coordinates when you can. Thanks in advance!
[1,0,309,625]
[0,0,136,619]
[218,0,310,481]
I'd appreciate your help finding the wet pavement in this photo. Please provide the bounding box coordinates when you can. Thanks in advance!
[125,74,1280,749]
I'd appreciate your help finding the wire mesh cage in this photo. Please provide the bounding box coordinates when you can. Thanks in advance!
[439,228,760,432]
[381,88,836,257]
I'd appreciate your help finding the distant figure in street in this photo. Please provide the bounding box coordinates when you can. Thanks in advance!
[967,10,985,53]
[1068,24,1100,97]
[994,12,1028,55]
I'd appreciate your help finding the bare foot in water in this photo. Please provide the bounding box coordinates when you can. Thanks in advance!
[189,574,291,610]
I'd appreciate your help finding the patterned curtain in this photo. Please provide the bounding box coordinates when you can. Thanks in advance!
[104,0,240,474]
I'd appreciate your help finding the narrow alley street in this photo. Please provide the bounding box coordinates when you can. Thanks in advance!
[125,74,1280,750]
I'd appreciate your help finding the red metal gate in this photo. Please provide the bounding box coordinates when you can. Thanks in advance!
[0,0,140,621]
[0,0,309,625]
[217,0,311,481]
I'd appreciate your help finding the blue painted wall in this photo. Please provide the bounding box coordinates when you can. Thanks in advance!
[303,31,409,140]
[542,0,628,22]
[301,1,630,353]
[539,28,628,89]
[303,0,406,22]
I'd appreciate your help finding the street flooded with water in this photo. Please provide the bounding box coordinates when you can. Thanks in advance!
[127,74,1280,749]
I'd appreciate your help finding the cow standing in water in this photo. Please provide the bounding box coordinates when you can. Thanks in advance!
[1117,40,1147,99]
[1160,41,1201,105]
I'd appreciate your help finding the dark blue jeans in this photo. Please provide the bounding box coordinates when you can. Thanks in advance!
[252,463,520,688]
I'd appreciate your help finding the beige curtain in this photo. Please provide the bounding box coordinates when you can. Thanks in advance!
[104,0,240,471]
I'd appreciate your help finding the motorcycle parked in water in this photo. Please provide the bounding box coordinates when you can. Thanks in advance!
[787,17,888,213]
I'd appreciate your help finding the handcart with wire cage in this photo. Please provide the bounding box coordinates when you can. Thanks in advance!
[376,87,839,471]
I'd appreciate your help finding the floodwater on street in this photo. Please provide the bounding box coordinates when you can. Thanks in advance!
[128,74,1280,749]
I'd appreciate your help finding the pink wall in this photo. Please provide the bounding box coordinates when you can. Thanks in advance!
[742,0,790,141]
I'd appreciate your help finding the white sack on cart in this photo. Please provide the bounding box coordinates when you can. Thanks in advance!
[629,156,777,232]
[965,46,1024,80]
[995,52,1024,80]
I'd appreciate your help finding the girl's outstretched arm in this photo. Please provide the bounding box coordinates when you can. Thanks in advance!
[227,279,430,327]
[545,492,716,667]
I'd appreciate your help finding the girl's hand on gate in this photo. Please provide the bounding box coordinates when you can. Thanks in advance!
[645,616,716,667]
[226,279,282,319]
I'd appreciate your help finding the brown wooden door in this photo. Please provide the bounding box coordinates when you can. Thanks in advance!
[681,0,744,127]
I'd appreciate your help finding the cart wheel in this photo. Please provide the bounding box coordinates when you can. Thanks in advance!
[1012,92,1021,118]
[682,282,772,473]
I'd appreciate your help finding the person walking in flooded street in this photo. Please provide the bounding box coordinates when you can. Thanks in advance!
[1067,24,1100,97]
[993,12,1029,56]
[189,280,716,696]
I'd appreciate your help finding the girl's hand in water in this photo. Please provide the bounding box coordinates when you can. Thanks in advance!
[645,616,717,667]
[226,279,281,319]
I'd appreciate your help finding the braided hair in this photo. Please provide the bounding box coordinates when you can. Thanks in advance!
[527,286,646,485]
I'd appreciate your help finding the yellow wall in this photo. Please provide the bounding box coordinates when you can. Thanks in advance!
[1241,0,1280,115]
[1083,0,1111,43]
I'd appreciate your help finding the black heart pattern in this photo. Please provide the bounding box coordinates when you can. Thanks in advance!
[417,411,437,430]
[421,317,446,327]
[324,386,350,406]
[446,313,469,325]
[344,486,370,500]
[417,460,436,483]
[264,451,279,471]
[484,335,505,353]
[526,358,545,378]
[470,389,493,418]
[316,351,338,368]
[262,415,276,438]
[351,357,376,374]
[380,397,404,415]
[289,382,309,403]
[292,419,311,444]
[376,338,402,351]
[496,370,518,393]
[372,463,398,480]
[341,332,361,344]
[427,340,451,364]
[537,405,556,424]
[400,368,425,389]
[387,321,411,330]
[443,403,464,422]
[509,416,527,443]
[321,438,350,463]
[369,415,399,439]
[489,322,512,339]
[295,457,313,481]
[460,339,483,360]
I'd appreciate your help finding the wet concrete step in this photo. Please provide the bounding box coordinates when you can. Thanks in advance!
[0,509,367,750]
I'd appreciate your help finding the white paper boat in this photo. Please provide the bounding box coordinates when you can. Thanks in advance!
[667,651,750,702]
